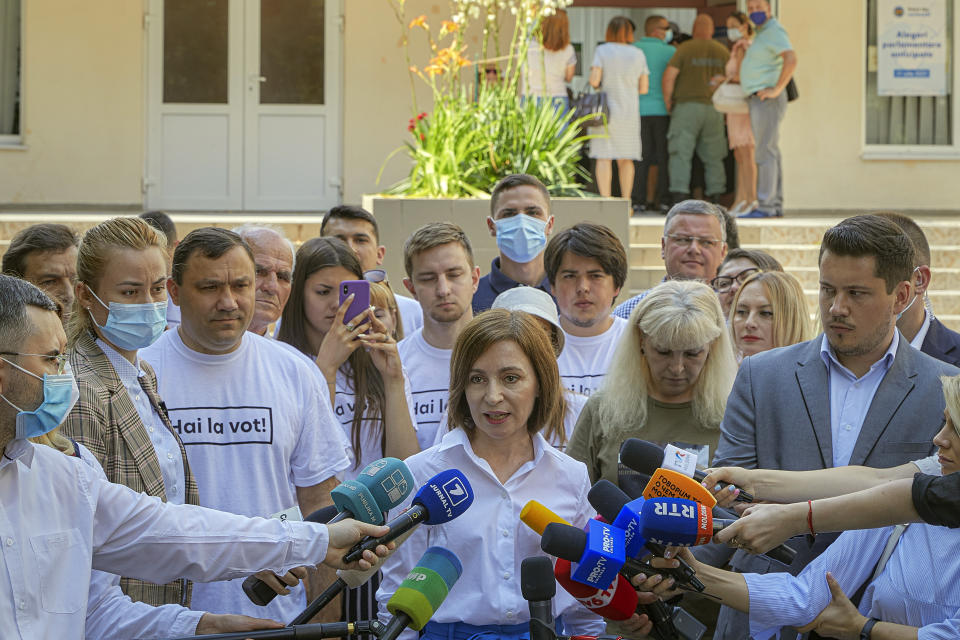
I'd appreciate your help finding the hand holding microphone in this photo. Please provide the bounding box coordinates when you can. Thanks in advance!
[699,466,761,509]
[711,502,809,555]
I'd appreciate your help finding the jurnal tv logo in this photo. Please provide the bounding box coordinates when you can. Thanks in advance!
[381,470,409,504]
[442,477,469,506]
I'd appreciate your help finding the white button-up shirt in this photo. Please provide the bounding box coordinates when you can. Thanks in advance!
[97,338,186,504]
[0,439,329,640]
[377,429,605,640]
[819,332,899,467]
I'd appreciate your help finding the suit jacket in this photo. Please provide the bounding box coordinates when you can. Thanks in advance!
[60,331,200,607]
[705,335,958,639]
[921,316,960,367]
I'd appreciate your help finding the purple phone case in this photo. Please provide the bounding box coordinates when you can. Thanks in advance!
[339,280,371,326]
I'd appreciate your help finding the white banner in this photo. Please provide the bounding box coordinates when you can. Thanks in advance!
[877,0,949,96]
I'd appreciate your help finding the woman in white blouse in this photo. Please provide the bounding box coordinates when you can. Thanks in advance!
[378,309,638,640]
[523,9,577,111]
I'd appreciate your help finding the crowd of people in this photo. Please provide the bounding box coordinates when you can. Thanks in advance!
[3,166,960,640]
[524,0,796,219]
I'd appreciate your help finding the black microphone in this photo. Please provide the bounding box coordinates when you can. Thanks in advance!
[620,439,754,502]
[155,620,385,639]
[241,505,340,606]
[521,556,556,640]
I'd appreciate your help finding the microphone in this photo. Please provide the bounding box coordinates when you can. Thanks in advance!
[330,457,415,524]
[521,556,556,640]
[381,547,462,640]
[342,469,474,564]
[160,620,387,639]
[541,521,625,589]
[620,439,753,503]
[243,458,415,607]
[520,500,570,534]
[588,480,705,592]
[554,558,639,621]
[643,469,717,508]
[639,497,796,565]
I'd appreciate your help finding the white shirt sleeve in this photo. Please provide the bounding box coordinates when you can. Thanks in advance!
[636,48,650,76]
[81,464,331,583]
[565,43,576,67]
[85,570,203,640]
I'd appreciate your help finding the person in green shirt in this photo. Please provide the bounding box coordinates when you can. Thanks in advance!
[737,0,797,219]
[566,279,737,488]
[662,14,730,205]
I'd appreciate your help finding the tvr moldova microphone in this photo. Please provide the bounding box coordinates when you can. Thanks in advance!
[243,457,415,606]
[381,547,463,640]
[554,558,639,622]
[620,439,754,503]
[342,469,474,564]
[521,556,556,640]
[588,480,704,592]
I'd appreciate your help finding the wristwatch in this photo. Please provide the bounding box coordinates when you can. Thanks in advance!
[859,617,880,639]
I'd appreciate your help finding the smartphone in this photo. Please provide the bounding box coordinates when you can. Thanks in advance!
[339,280,371,328]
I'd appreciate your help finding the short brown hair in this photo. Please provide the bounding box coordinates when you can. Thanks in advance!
[490,174,551,218]
[2,224,79,277]
[874,211,931,267]
[720,248,783,273]
[645,15,667,35]
[605,16,634,43]
[544,223,627,292]
[819,215,916,294]
[403,222,475,278]
[541,9,570,51]
[447,309,566,446]
[172,227,254,285]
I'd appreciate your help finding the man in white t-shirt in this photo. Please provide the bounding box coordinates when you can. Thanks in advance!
[544,223,629,397]
[233,224,295,338]
[397,223,480,448]
[141,227,351,623]
[321,205,423,334]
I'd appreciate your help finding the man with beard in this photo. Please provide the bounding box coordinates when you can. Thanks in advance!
[398,223,480,448]
[700,214,958,639]
[544,223,628,397]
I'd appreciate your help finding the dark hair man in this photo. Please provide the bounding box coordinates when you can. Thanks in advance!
[140,211,181,328]
[544,223,628,396]
[142,227,352,622]
[2,223,79,324]
[321,205,424,333]
[701,214,958,639]
[473,174,556,314]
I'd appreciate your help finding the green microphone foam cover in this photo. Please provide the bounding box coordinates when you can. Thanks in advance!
[387,567,449,630]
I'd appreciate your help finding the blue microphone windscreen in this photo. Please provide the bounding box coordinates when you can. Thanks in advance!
[638,497,707,547]
[419,546,463,589]
[413,469,474,525]
[355,457,415,510]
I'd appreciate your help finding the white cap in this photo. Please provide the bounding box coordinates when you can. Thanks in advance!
[491,286,564,355]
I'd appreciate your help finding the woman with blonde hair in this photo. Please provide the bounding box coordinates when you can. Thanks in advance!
[59,216,200,607]
[523,8,577,110]
[567,279,737,486]
[370,280,405,341]
[378,309,622,639]
[729,270,811,361]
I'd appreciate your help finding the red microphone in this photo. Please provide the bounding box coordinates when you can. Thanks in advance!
[553,558,638,622]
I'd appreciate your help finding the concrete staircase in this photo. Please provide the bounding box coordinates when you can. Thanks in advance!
[629,216,960,332]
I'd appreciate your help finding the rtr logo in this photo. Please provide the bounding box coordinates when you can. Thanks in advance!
[380,470,409,503]
[894,6,904,16]
[442,478,469,506]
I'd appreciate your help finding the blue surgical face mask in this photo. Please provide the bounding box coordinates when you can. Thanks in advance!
[0,358,79,439]
[87,288,167,351]
[494,215,549,264]
[750,11,768,26]
[663,29,674,44]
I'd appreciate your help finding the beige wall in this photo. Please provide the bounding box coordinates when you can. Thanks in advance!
[779,0,960,210]
[0,0,143,205]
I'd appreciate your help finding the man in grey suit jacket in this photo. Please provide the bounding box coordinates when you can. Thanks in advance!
[702,215,959,640]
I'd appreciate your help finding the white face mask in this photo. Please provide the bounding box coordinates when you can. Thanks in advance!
[728,28,743,42]
[896,267,922,321]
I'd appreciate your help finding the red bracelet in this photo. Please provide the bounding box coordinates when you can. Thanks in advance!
[807,500,816,536]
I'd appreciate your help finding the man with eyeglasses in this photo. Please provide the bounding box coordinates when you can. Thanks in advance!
[613,199,727,319]
[233,224,295,339]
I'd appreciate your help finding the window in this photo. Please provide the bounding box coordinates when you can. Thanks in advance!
[0,0,20,143]
[865,0,958,152]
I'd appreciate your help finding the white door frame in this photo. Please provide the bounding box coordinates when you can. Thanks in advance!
[144,0,343,211]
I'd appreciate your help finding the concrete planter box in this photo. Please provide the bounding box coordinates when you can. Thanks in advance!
[361,195,631,296]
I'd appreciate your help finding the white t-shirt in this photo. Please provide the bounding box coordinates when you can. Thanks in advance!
[334,365,418,480]
[396,294,423,336]
[523,41,577,98]
[141,329,351,621]
[397,328,451,449]
[557,316,627,397]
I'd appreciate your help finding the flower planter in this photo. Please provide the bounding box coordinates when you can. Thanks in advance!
[362,195,631,292]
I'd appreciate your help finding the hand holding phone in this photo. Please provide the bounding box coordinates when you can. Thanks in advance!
[339,280,371,331]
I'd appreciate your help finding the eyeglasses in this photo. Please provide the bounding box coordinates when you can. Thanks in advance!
[363,269,387,283]
[0,352,70,374]
[710,268,760,293]
[664,234,723,250]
